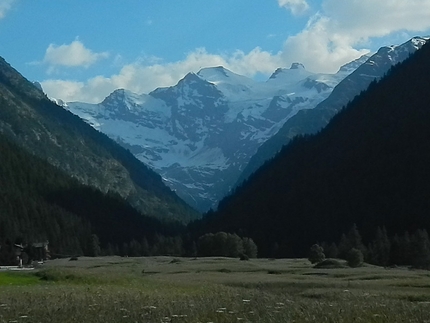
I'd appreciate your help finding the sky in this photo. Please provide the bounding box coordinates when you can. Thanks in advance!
[1,0,430,103]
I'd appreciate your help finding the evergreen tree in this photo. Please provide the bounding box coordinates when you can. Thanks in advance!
[390,232,412,265]
[141,238,150,256]
[369,227,391,266]
[337,234,349,259]
[347,248,363,268]
[128,239,142,257]
[86,234,101,257]
[338,224,367,259]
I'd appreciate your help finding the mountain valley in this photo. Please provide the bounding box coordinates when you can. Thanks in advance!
[62,37,427,212]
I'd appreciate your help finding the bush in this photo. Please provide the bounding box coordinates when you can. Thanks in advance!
[242,237,258,258]
[347,248,363,268]
[308,244,325,264]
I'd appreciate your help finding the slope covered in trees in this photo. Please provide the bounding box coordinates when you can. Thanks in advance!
[0,134,184,259]
[0,56,198,223]
[195,41,430,257]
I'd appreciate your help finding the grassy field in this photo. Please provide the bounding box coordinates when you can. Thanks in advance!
[1,256,430,322]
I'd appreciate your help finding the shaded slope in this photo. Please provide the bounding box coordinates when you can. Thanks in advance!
[0,56,198,222]
[197,40,430,257]
[0,135,179,255]
[237,37,427,186]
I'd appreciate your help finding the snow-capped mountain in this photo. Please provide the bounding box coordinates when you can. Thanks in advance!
[64,61,361,211]
[61,35,430,212]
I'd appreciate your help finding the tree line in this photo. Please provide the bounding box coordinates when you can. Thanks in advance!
[311,224,430,269]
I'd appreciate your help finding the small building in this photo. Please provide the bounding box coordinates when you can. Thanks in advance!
[31,241,50,261]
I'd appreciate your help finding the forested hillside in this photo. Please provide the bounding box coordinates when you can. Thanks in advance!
[0,57,198,223]
[195,41,430,257]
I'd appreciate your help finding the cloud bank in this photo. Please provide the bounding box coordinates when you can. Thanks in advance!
[42,48,281,103]
[42,0,430,103]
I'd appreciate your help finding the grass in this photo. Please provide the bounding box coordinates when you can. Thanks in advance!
[0,256,430,322]
[0,272,40,286]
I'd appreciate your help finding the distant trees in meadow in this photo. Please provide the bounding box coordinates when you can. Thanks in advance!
[317,224,430,269]
[197,232,258,258]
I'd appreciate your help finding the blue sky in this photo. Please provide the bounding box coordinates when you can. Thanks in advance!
[1,0,430,103]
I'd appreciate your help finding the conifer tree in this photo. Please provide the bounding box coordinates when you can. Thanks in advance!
[86,234,101,257]
[369,227,391,266]
[410,229,430,268]
[347,248,363,268]
[141,238,150,256]
[390,231,412,265]
[338,224,367,259]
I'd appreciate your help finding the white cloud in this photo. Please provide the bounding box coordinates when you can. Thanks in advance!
[322,0,430,38]
[280,15,369,73]
[43,40,109,70]
[0,0,15,19]
[278,0,310,15]
[42,48,282,103]
[280,0,430,73]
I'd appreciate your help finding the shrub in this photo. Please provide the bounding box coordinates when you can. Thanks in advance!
[242,237,258,258]
[308,244,325,264]
[239,253,249,261]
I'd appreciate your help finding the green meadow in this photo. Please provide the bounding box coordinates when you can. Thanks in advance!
[1,257,430,322]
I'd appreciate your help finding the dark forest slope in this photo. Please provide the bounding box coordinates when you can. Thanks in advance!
[0,135,180,256]
[196,41,430,257]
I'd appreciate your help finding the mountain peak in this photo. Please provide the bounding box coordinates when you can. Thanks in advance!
[196,66,249,84]
[181,72,204,83]
[268,64,311,82]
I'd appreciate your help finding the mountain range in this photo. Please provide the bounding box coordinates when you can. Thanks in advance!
[61,54,366,212]
[61,37,427,212]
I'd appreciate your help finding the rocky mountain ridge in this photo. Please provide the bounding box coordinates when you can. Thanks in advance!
[64,59,365,211]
